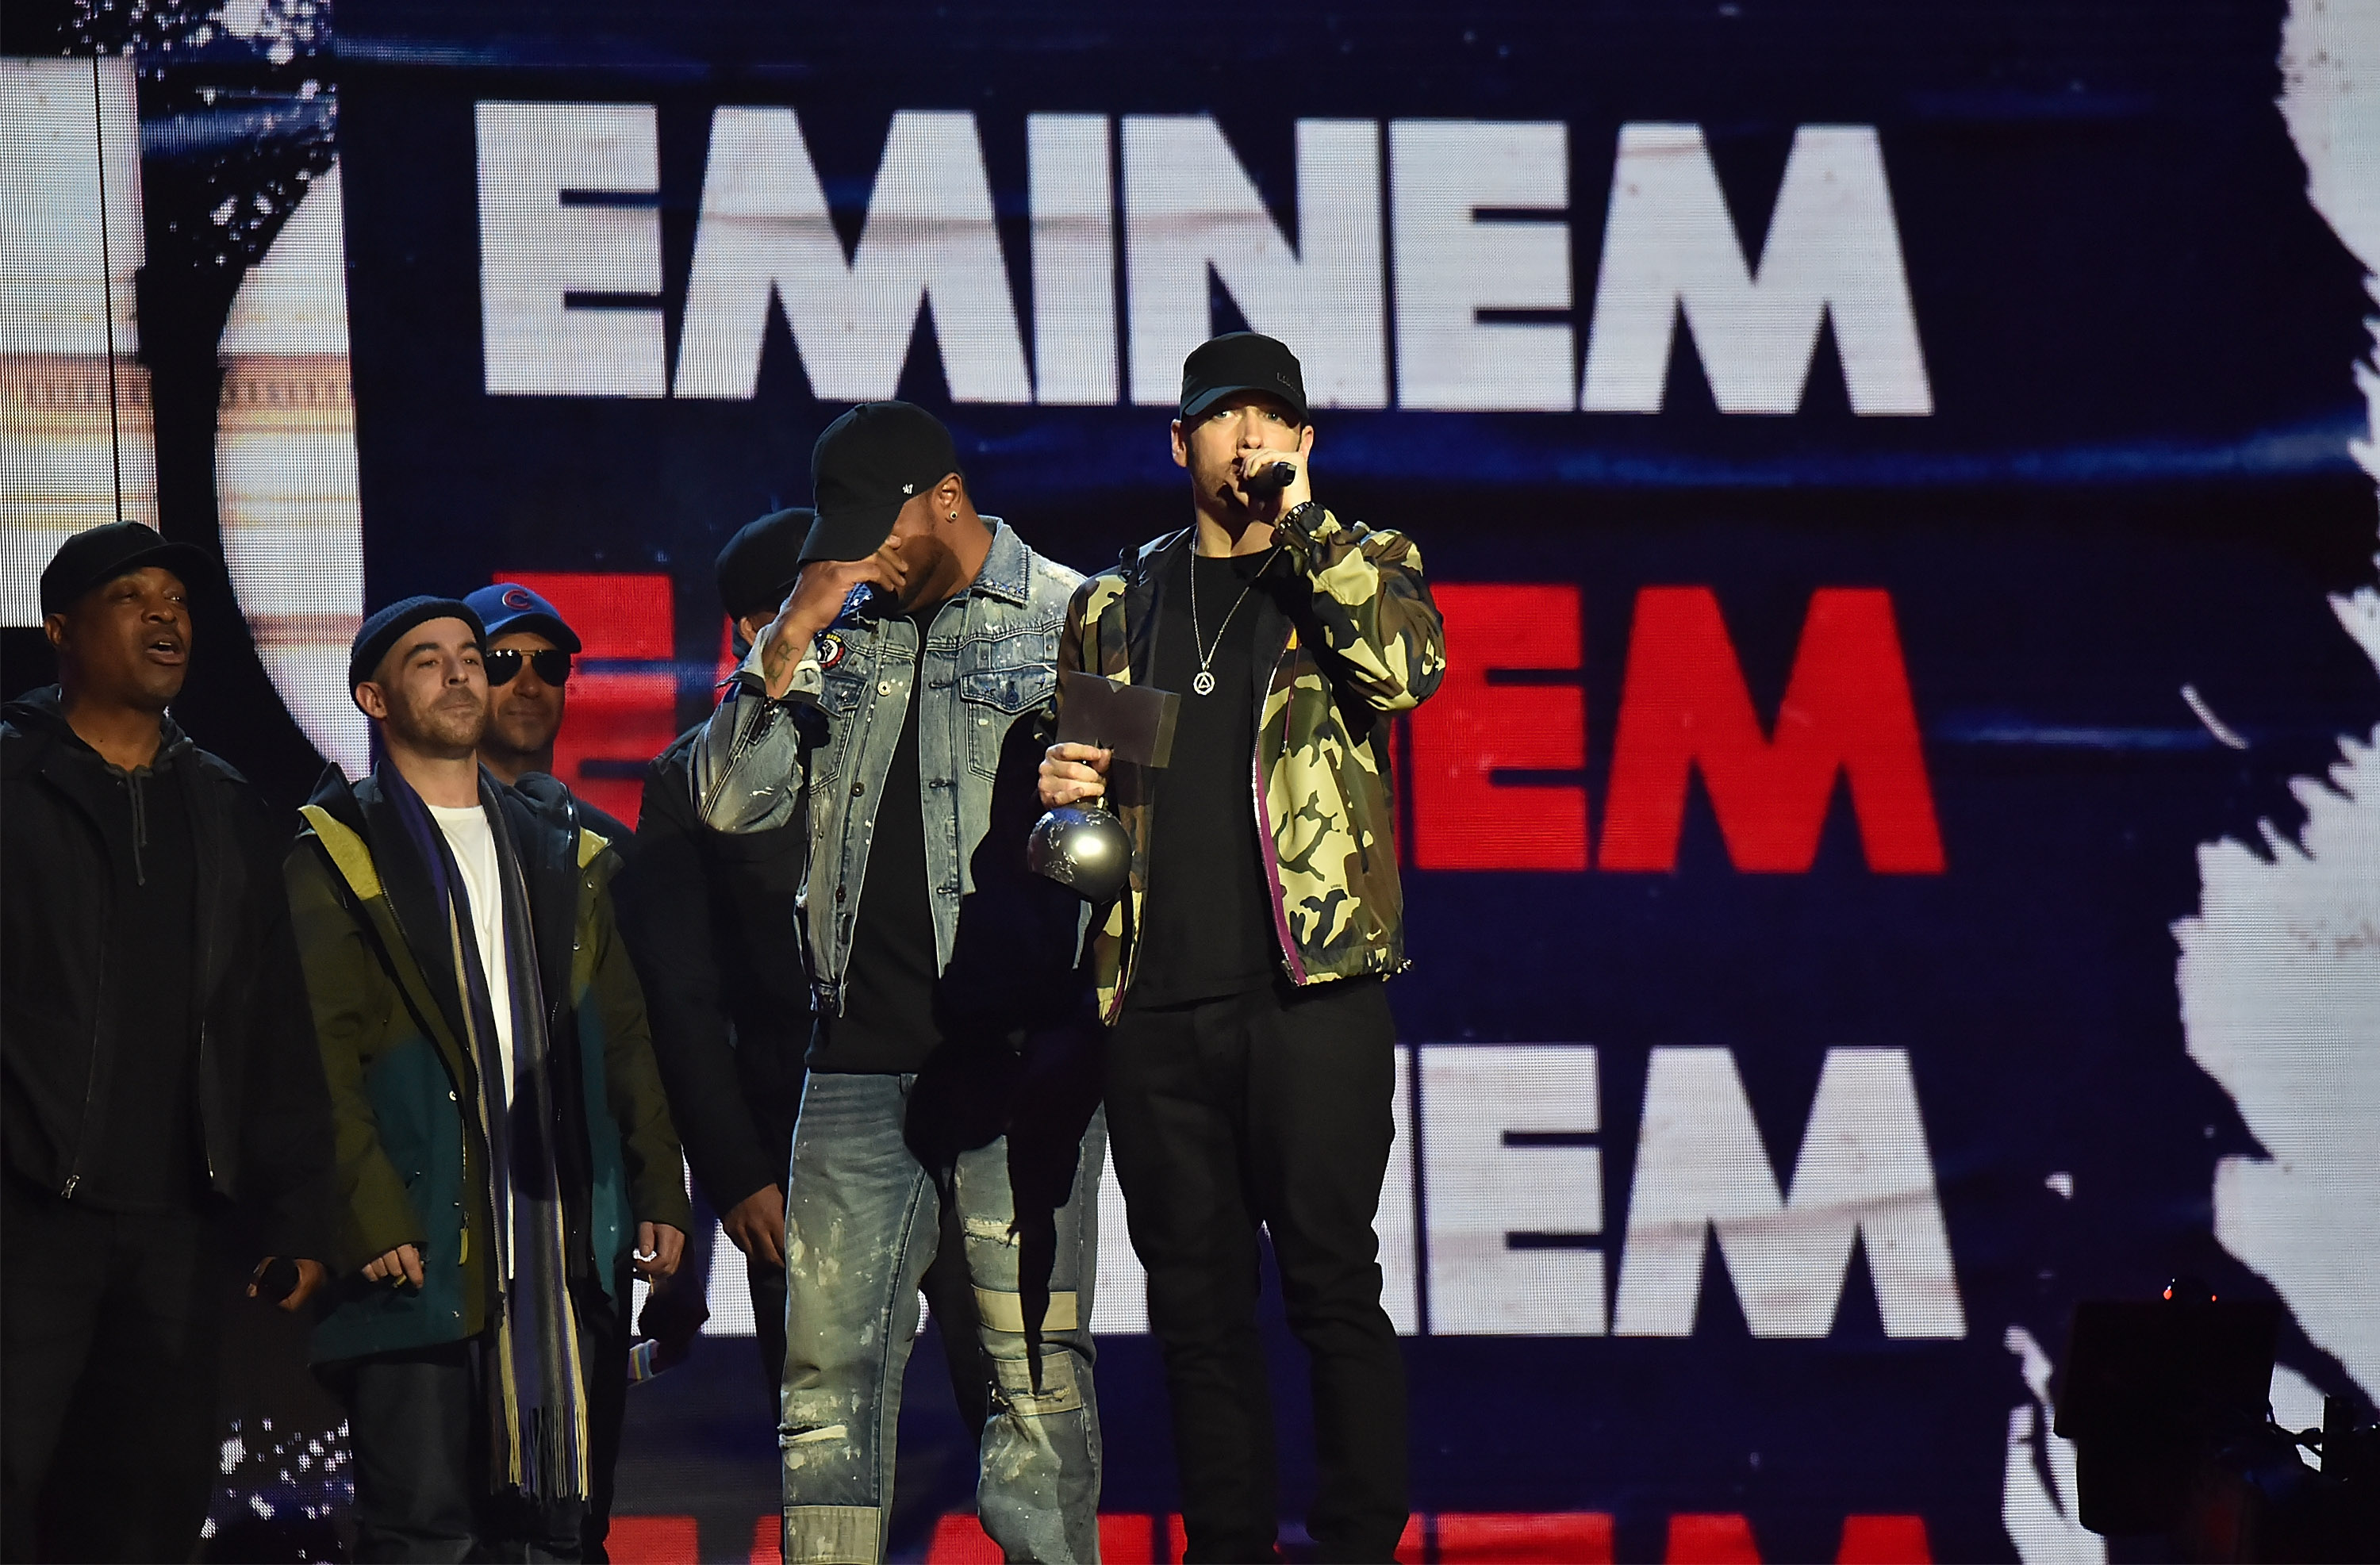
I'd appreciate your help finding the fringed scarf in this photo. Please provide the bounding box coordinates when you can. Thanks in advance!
[379,758,591,1503]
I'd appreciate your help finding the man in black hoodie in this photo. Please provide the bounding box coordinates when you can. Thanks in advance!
[617,513,815,1402]
[1,522,335,1563]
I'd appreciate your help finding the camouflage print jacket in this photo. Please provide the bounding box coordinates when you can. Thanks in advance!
[1060,503,1445,1022]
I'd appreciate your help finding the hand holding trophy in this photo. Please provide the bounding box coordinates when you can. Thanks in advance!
[1030,672,1179,903]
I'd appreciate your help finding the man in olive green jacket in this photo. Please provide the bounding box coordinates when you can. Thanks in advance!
[287,596,689,1559]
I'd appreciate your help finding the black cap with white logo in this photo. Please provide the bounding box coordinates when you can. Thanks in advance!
[800,402,960,565]
[1179,332,1307,424]
[465,581,583,654]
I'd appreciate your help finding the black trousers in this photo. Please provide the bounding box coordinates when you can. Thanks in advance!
[324,1336,588,1563]
[580,1278,631,1563]
[1104,978,1411,1564]
[750,1257,789,1416]
[633,1203,793,1425]
[0,1175,221,1565]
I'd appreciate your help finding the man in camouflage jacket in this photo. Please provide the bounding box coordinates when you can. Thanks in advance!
[1039,332,1445,1564]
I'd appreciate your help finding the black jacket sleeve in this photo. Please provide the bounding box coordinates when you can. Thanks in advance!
[235,805,336,1263]
[615,746,782,1214]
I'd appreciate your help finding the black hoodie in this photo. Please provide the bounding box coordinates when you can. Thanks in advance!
[1,686,332,1259]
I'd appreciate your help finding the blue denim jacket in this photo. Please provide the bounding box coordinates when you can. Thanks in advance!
[692,520,1082,1014]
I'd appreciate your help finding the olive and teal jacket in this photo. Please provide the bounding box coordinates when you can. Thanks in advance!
[285,765,690,1364]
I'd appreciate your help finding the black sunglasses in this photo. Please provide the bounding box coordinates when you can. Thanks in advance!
[484,647,573,688]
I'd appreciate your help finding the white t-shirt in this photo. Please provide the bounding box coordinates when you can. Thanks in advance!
[426,801,517,1273]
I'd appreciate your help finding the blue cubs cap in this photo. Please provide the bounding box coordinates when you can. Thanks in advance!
[466,582,583,654]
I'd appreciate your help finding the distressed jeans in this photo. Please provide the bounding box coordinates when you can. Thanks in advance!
[779,1071,1104,1565]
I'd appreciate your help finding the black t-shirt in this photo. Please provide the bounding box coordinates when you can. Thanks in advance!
[81,750,204,1212]
[1130,547,1284,1007]
[814,616,943,1073]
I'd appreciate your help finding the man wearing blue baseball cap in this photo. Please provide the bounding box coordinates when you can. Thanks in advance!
[458,579,647,1555]
[463,582,632,847]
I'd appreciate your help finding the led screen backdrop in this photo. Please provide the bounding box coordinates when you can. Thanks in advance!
[4,0,2379,1559]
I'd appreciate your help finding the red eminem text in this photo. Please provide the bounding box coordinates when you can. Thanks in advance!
[1407,584,1944,875]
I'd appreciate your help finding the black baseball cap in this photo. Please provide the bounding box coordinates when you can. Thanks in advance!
[348,596,486,697]
[716,508,813,621]
[800,402,959,565]
[39,521,209,617]
[465,582,583,654]
[1179,332,1307,424]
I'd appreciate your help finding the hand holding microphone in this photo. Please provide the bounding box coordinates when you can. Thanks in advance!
[1233,426,1315,517]
[1242,456,1299,494]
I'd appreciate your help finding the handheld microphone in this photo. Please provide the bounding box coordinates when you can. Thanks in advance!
[255,1256,300,1303]
[1243,459,1299,495]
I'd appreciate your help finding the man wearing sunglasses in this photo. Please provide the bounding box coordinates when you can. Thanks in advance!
[457,581,638,1556]
[463,583,635,848]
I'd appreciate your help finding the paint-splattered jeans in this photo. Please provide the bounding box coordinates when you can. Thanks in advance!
[779,1070,1104,1565]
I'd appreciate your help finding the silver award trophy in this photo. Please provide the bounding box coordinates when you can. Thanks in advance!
[1027,670,1179,903]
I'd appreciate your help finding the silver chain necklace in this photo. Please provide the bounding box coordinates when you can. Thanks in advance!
[1186,544,1281,696]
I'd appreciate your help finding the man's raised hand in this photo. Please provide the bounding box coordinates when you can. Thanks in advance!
[757,543,909,699]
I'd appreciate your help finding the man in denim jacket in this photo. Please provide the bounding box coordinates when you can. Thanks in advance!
[693,402,1103,1565]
